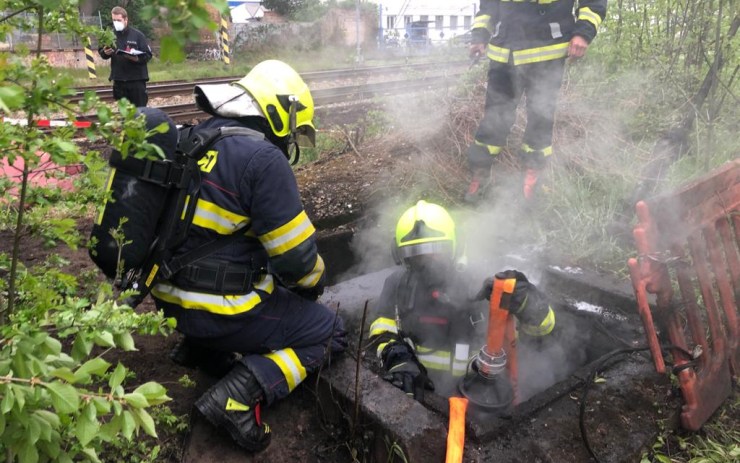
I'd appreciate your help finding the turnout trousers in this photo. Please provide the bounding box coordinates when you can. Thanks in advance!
[468,58,566,170]
[188,286,347,405]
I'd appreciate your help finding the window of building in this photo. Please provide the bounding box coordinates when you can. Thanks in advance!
[450,15,458,31]
[404,15,413,25]
[386,15,395,30]
[435,15,443,30]
[463,15,471,30]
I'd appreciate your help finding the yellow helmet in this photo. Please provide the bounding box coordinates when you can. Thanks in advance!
[234,60,316,146]
[394,200,456,262]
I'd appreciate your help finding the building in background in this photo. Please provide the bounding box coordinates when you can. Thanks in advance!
[379,0,476,45]
[228,0,265,23]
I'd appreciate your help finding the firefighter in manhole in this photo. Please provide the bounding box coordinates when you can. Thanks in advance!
[367,200,559,411]
[151,60,348,452]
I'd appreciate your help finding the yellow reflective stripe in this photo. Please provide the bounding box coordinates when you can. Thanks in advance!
[369,317,398,337]
[522,144,553,157]
[521,306,556,336]
[297,254,324,288]
[475,140,503,156]
[417,351,451,371]
[452,360,469,377]
[225,398,250,411]
[578,7,602,28]
[472,14,490,31]
[190,197,250,234]
[486,44,510,63]
[264,348,307,392]
[95,168,117,225]
[151,274,274,315]
[376,341,389,358]
[512,42,568,65]
[416,345,434,353]
[259,210,315,257]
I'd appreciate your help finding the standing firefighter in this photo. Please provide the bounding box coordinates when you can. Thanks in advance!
[464,0,607,203]
[367,201,556,400]
[151,60,347,452]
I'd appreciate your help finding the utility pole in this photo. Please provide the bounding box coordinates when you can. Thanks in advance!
[355,0,362,64]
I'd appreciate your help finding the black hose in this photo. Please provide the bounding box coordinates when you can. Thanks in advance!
[579,344,694,462]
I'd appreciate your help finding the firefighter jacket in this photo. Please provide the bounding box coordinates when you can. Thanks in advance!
[368,269,556,380]
[151,117,325,338]
[472,0,607,65]
[98,26,152,82]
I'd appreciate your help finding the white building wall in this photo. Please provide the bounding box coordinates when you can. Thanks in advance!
[378,0,477,41]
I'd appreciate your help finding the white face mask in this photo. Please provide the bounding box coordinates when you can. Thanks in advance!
[113,20,125,32]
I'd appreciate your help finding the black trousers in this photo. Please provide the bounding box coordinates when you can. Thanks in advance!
[112,80,148,107]
[468,58,566,169]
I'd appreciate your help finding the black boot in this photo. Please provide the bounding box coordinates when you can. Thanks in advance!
[195,364,272,452]
[169,337,237,377]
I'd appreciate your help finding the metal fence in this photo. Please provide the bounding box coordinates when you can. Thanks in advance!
[0,13,103,51]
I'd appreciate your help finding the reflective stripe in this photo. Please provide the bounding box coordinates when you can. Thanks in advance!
[191,197,250,234]
[475,140,503,156]
[521,306,556,336]
[369,317,398,337]
[396,241,453,260]
[454,344,470,362]
[151,274,274,315]
[578,7,602,28]
[418,350,451,371]
[376,341,389,358]
[265,348,307,392]
[472,14,491,32]
[522,144,553,157]
[259,210,315,257]
[452,360,469,377]
[225,398,250,411]
[486,44,510,63]
[512,42,568,65]
[95,168,116,225]
[297,254,324,288]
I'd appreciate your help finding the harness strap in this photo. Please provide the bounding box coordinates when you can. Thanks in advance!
[171,258,267,294]
[110,154,189,188]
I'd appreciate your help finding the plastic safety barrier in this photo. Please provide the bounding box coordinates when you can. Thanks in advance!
[628,159,739,430]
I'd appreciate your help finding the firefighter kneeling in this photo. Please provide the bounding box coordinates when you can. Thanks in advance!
[149,61,347,452]
[368,201,555,403]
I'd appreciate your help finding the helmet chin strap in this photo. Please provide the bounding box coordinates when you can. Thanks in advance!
[286,95,300,165]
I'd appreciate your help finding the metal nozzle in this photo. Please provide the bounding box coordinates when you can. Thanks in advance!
[474,346,507,379]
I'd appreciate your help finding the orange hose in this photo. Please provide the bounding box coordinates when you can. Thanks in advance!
[445,397,469,463]
[485,278,516,353]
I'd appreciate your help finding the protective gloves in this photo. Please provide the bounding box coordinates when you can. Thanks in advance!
[474,269,532,310]
[380,339,434,401]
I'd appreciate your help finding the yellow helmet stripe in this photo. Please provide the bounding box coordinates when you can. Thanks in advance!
[265,348,307,392]
[259,210,315,257]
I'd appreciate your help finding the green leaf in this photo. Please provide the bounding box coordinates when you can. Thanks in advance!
[71,335,93,360]
[132,408,157,438]
[655,455,671,463]
[91,396,112,415]
[1,386,15,413]
[93,332,115,348]
[159,36,186,63]
[75,411,99,447]
[0,84,25,112]
[42,336,62,356]
[123,392,149,409]
[80,447,102,463]
[134,382,170,405]
[33,410,61,429]
[109,363,127,390]
[121,410,136,440]
[76,358,111,379]
[45,382,80,414]
[50,367,77,383]
[18,440,39,463]
[114,332,136,351]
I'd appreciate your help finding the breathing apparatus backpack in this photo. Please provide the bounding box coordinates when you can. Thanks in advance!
[89,122,264,307]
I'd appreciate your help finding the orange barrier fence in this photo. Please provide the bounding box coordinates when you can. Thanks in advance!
[628,159,739,430]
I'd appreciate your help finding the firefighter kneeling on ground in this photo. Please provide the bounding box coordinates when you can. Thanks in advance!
[153,60,347,452]
[367,200,556,399]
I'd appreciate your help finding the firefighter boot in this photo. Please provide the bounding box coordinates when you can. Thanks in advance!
[169,336,237,377]
[195,364,272,452]
[523,168,540,201]
[464,168,491,204]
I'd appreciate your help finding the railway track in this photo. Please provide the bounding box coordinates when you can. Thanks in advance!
[71,61,468,103]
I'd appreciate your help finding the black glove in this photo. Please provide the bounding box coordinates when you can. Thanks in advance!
[380,340,434,401]
[474,270,532,312]
[293,284,324,302]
